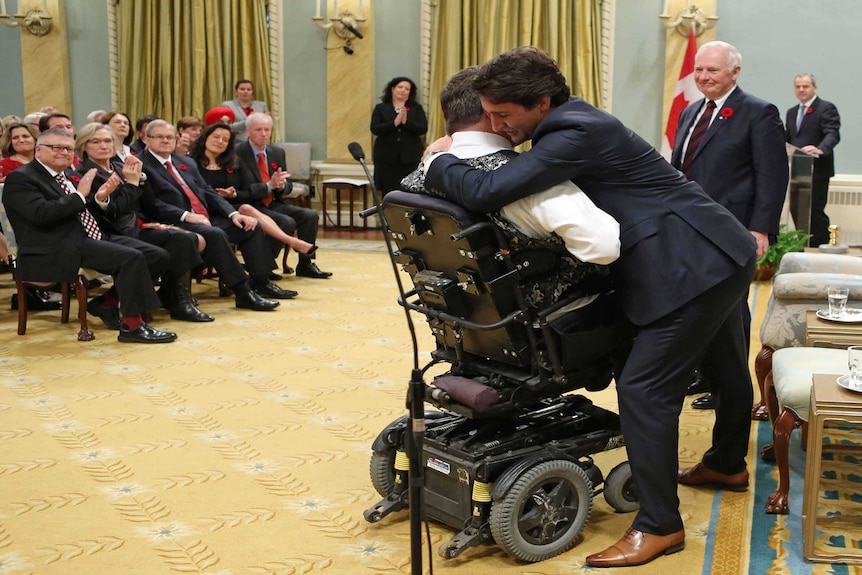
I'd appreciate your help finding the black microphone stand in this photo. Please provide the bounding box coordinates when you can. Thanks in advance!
[348,143,425,575]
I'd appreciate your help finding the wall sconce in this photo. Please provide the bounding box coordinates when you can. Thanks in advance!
[0,0,53,36]
[659,3,718,37]
[312,0,366,41]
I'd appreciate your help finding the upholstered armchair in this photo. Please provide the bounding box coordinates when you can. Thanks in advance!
[753,252,862,420]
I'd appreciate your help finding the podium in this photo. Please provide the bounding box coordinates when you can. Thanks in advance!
[787,143,816,236]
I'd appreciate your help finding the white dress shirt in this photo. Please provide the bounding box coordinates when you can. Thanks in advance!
[442,131,621,265]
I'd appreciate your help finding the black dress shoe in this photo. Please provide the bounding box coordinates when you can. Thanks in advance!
[86,299,122,330]
[268,271,283,281]
[686,370,710,395]
[691,393,715,410]
[170,302,215,323]
[254,282,298,299]
[117,323,178,343]
[235,284,280,311]
[295,261,332,279]
[11,289,63,311]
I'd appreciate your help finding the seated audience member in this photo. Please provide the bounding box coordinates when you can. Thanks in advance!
[39,106,58,115]
[130,115,158,155]
[100,111,134,160]
[221,79,269,140]
[22,113,46,135]
[39,113,76,137]
[87,110,106,123]
[189,123,317,258]
[138,119,292,309]
[2,115,23,131]
[401,67,620,310]
[175,116,204,156]
[2,128,177,343]
[0,123,38,183]
[75,122,213,324]
[204,107,235,127]
[236,113,331,279]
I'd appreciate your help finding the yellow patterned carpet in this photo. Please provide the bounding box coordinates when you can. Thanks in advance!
[0,241,784,574]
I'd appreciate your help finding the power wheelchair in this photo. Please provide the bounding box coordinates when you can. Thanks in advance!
[363,190,638,563]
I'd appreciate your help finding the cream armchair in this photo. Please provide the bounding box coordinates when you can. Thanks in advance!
[754,251,862,419]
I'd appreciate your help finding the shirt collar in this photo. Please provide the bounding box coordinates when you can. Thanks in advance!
[148,149,172,167]
[448,131,514,159]
[37,159,63,178]
[249,143,266,156]
[707,85,737,113]
[799,95,818,108]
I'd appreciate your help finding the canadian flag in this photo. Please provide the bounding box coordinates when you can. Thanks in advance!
[660,26,700,160]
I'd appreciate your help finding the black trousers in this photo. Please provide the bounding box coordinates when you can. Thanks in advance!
[177,219,274,287]
[138,227,203,277]
[81,236,165,316]
[619,256,755,536]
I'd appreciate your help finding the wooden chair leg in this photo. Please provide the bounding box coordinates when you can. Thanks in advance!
[60,282,71,324]
[16,280,28,336]
[761,370,779,462]
[752,346,774,420]
[74,275,95,341]
[765,408,802,514]
[282,245,292,274]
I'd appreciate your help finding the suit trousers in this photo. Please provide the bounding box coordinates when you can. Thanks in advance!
[175,222,248,288]
[618,255,755,536]
[80,236,164,316]
[138,227,203,278]
[789,176,831,247]
[258,201,319,262]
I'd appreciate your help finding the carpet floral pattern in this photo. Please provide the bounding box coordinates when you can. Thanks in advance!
[0,242,850,574]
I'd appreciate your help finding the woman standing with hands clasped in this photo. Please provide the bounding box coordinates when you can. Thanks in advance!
[370,76,427,195]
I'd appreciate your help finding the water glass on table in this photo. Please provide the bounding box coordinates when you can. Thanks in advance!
[849,346,862,389]
[828,286,849,319]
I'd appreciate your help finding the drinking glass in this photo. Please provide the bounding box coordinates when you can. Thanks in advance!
[828,286,849,319]
[849,346,862,389]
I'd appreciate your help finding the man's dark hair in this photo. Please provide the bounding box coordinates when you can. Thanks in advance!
[135,114,158,133]
[440,67,485,135]
[38,113,71,133]
[235,79,254,91]
[473,46,571,108]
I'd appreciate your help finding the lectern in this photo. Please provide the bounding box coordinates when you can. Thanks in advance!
[786,143,816,236]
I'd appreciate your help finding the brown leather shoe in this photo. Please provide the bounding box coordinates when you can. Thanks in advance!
[585,527,685,567]
[678,462,749,492]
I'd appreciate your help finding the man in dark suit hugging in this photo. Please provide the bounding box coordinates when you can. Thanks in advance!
[424,47,756,567]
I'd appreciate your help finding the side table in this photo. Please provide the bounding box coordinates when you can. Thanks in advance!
[802,373,862,564]
[319,178,370,230]
[805,309,862,348]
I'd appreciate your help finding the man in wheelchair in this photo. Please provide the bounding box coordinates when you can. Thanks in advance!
[363,68,636,563]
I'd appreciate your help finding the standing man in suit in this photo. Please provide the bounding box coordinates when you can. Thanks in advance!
[671,41,788,410]
[139,120,291,311]
[425,47,757,567]
[236,113,331,279]
[2,128,177,343]
[221,80,269,141]
[785,73,841,247]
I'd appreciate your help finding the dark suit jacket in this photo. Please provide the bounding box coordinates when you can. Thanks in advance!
[671,87,788,234]
[785,96,840,179]
[138,151,239,226]
[370,101,428,165]
[76,158,142,238]
[235,142,291,204]
[2,160,100,281]
[425,97,756,326]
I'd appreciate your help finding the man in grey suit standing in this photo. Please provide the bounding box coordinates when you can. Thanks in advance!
[785,73,841,247]
[425,47,756,568]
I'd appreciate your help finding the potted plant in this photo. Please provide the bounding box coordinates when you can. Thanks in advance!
[754,224,812,281]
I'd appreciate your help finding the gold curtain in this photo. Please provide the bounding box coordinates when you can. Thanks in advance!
[427,0,604,141]
[117,0,272,129]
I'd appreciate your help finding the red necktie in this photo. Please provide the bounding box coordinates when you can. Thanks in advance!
[56,173,102,240]
[681,100,716,176]
[243,106,253,117]
[165,162,209,218]
[257,152,273,206]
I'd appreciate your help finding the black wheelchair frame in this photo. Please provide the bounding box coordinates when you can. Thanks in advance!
[362,191,637,562]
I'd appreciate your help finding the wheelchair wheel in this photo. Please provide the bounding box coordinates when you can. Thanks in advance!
[489,459,592,562]
[603,461,639,513]
[370,450,396,497]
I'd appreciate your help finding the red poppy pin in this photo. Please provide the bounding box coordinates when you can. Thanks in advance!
[405,107,411,112]
[70,175,81,183]
[720,107,733,119]
[179,164,188,171]
[130,151,137,156]
[271,162,278,170]
[806,106,814,115]
[226,168,234,174]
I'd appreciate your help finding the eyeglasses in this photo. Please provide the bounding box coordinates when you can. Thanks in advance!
[149,134,176,141]
[40,144,75,154]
